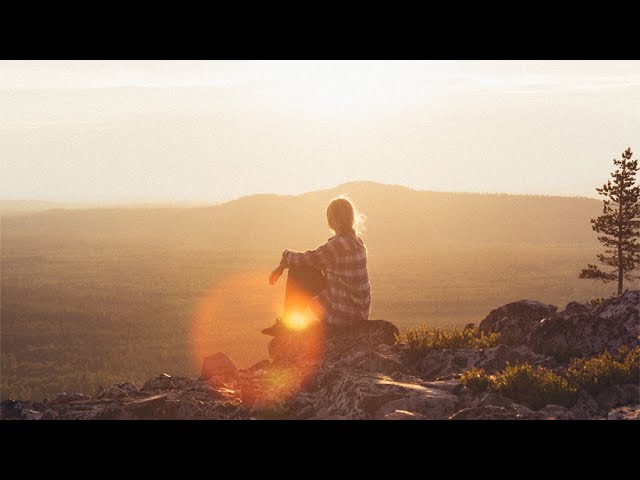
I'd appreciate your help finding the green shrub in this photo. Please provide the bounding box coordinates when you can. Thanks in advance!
[565,346,640,395]
[492,363,577,409]
[460,368,492,393]
[460,363,577,409]
[397,325,500,359]
[459,347,640,409]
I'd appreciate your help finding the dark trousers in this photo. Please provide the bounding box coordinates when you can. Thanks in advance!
[283,266,327,321]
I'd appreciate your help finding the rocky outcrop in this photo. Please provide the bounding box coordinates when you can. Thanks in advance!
[2,291,639,420]
[416,344,550,380]
[592,290,640,338]
[529,293,639,359]
[478,300,558,345]
[479,291,639,359]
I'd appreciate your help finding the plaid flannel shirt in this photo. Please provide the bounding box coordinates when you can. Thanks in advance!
[280,233,371,325]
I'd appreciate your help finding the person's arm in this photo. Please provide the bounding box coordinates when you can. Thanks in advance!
[269,264,285,285]
[280,240,338,270]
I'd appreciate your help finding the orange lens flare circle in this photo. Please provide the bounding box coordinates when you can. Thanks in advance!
[282,311,313,331]
[190,270,326,408]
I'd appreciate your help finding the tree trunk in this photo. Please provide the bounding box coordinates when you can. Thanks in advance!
[618,242,623,295]
[618,163,625,296]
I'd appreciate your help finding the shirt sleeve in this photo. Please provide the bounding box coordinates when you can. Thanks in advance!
[280,240,338,270]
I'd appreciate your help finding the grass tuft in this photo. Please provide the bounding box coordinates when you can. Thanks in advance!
[460,347,640,409]
[397,325,500,360]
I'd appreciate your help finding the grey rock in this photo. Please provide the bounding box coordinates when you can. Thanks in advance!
[571,391,606,420]
[51,392,91,404]
[201,352,238,381]
[477,392,514,408]
[113,382,138,396]
[607,405,640,420]
[14,291,640,421]
[418,344,546,380]
[538,404,574,420]
[592,290,640,339]
[125,394,168,417]
[564,301,590,315]
[247,360,271,372]
[529,311,638,360]
[375,386,459,419]
[39,409,59,420]
[141,373,195,392]
[450,404,541,420]
[22,409,43,420]
[594,384,640,411]
[95,385,127,399]
[478,299,558,345]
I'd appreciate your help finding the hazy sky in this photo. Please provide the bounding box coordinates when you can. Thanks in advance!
[1,60,639,203]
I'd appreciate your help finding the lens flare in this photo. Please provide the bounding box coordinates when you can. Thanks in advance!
[189,269,283,375]
[190,269,327,408]
[283,311,312,331]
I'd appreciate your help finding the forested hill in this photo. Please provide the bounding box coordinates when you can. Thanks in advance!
[2,181,601,252]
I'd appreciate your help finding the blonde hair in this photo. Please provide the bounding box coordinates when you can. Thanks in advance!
[326,195,366,238]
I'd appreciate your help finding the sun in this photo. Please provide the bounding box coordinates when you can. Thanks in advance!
[282,311,313,331]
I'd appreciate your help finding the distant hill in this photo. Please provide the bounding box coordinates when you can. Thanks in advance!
[1,181,602,252]
[0,200,78,216]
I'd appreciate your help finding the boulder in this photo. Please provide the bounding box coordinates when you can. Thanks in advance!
[564,301,591,315]
[268,319,399,368]
[247,360,271,372]
[529,310,638,360]
[201,352,238,381]
[591,290,640,339]
[570,391,606,420]
[478,300,558,344]
[594,384,640,411]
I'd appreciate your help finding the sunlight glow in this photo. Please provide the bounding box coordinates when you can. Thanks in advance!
[264,60,439,115]
[283,311,312,331]
[189,270,284,373]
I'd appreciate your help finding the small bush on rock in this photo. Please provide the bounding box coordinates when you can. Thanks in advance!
[398,325,500,359]
[460,368,492,393]
[461,364,577,409]
[460,347,640,409]
[492,363,577,409]
[565,346,640,395]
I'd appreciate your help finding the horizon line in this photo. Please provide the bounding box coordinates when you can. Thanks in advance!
[0,180,600,209]
[0,181,603,208]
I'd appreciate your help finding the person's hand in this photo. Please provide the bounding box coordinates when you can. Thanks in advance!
[269,265,285,285]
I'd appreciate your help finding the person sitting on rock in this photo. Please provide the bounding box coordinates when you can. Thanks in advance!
[262,196,371,336]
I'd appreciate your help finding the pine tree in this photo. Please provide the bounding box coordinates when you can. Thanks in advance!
[579,147,640,295]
